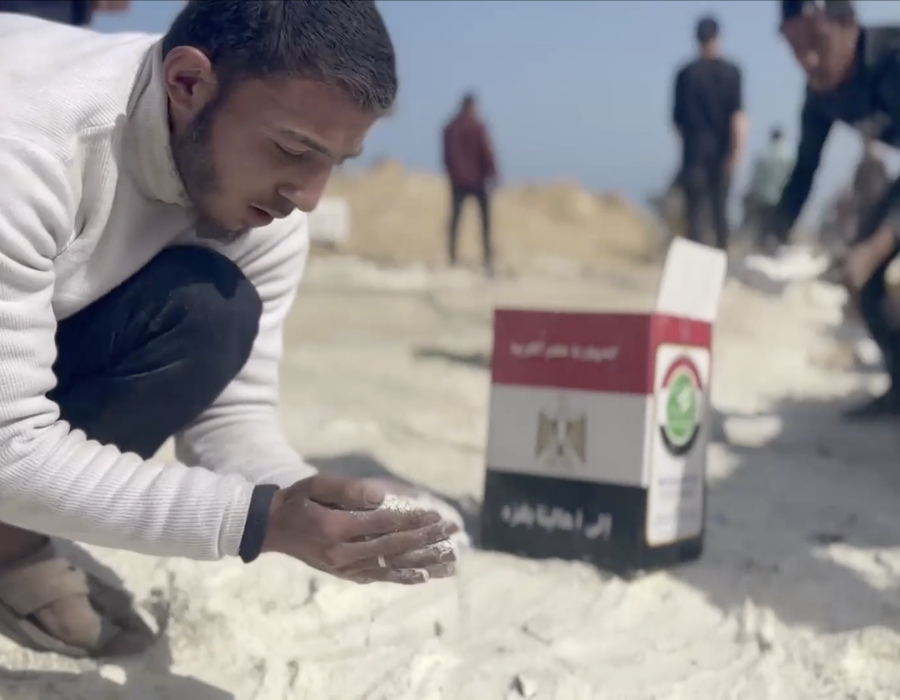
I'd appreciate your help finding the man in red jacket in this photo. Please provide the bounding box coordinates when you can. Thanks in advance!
[443,93,498,276]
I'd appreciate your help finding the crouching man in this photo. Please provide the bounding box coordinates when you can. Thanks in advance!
[0,0,457,659]
[771,0,900,418]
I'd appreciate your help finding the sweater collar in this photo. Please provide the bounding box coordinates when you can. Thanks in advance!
[126,41,190,207]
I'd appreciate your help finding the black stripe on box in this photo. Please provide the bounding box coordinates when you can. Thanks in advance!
[480,470,704,576]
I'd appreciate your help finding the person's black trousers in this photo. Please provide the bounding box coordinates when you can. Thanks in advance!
[857,244,900,394]
[682,157,731,250]
[448,185,493,270]
[854,195,900,396]
[49,246,262,460]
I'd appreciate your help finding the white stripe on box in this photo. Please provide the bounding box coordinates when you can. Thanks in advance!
[486,384,652,487]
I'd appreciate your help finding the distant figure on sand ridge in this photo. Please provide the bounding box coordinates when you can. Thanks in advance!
[442,92,498,276]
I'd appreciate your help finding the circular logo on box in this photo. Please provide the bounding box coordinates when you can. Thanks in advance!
[659,356,703,456]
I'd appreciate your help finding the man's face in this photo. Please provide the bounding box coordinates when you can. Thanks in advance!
[164,48,379,241]
[781,15,855,92]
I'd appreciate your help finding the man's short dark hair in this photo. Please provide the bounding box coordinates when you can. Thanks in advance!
[161,0,397,113]
[780,0,856,26]
[696,15,719,44]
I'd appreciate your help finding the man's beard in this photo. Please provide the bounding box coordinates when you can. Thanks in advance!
[170,99,248,244]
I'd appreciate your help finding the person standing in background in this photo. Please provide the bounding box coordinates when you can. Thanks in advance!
[443,93,498,276]
[0,0,129,26]
[672,15,746,250]
[743,127,795,250]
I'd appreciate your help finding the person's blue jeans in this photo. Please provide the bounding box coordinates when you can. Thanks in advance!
[48,246,262,459]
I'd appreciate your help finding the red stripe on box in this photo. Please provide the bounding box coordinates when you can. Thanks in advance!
[652,313,712,348]
[490,309,711,394]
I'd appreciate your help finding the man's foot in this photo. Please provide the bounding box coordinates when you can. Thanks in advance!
[843,390,900,420]
[0,540,155,658]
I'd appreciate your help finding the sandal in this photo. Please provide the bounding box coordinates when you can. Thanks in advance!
[0,541,155,658]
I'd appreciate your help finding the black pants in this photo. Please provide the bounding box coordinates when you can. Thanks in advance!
[854,193,900,393]
[48,247,262,460]
[682,159,730,250]
[858,243,900,392]
[448,186,492,269]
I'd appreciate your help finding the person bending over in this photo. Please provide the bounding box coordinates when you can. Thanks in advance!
[770,0,900,418]
[0,0,458,659]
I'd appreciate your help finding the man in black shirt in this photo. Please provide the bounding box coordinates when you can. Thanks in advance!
[672,15,746,250]
[771,0,900,418]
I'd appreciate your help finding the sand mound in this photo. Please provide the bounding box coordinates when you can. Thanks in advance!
[323,161,661,274]
[5,271,900,699]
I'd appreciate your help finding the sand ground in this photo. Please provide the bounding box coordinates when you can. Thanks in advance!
[2,248,900,699]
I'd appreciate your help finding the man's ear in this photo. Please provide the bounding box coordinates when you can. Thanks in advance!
[162,46,219,125]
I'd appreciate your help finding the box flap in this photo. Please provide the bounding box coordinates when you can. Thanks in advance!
[654,238,727,323]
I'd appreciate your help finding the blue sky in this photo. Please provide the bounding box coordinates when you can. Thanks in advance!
[95,0,900,222]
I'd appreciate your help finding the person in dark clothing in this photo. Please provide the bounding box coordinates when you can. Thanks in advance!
[672,15,746,250]
[852,138,890,215]
[443,93,498,275]
[772,0,900,418]
[0,0,129,26]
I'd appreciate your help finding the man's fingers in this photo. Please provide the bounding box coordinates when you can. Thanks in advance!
[423,562,456,579]
[329,521,458,568]
[352,568,430,585]
[349,561,457,585]
[350,541,457,572]
[306,474,384,511]
[345,501,444,540]
[389,541,457,570]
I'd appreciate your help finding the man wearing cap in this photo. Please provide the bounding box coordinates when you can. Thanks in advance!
[672,14,746,250]
[761,0,900,418]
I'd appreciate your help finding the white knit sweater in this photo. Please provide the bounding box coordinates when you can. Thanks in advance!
[0,16,315,560]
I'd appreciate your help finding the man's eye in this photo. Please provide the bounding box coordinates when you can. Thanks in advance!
[275,143,309,160]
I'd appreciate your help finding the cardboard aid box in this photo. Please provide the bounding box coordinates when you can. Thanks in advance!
[479,239,728,574]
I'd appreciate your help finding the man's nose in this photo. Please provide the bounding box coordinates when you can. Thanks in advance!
[800,50,820,72]
[278,169,332,213]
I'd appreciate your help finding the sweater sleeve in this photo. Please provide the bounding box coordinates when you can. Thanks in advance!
[174,212,317,489]
[0,136,256,560]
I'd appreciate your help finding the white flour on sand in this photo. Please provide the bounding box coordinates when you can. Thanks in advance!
[2,271,900,699]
